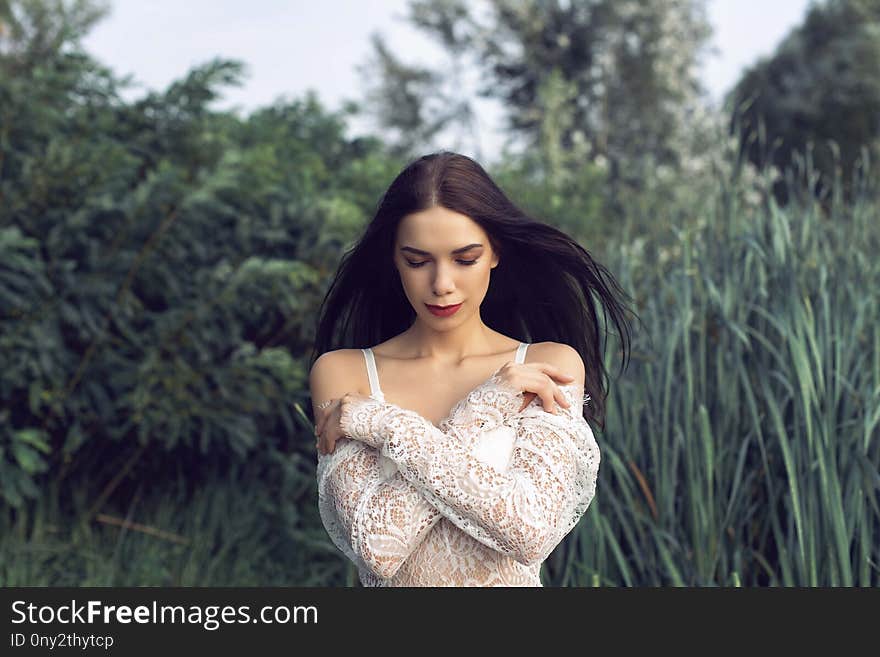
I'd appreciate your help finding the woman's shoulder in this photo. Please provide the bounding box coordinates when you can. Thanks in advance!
[309,349,370,411]
[311,348,364,372]
[525,342,585,381]
[309,349,370,390]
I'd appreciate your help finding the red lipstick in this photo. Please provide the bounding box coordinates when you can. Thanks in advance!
[425,302,462,317]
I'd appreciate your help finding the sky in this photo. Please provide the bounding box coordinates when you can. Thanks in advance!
[81,0,814,162]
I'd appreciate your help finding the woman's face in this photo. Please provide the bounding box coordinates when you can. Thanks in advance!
[394,205,499,325]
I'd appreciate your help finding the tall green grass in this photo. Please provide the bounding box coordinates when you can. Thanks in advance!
[548,150,880,586]
[0,457,354,586]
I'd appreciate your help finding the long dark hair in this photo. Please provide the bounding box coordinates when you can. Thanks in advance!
[309,151,639,431]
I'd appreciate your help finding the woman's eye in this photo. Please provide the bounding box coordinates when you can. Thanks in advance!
[405,259,478,268]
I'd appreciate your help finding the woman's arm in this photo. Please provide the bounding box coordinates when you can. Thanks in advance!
[315,364,550,578]
[316,439,442,580]
[311,349,442,581]
[340,380,600,567]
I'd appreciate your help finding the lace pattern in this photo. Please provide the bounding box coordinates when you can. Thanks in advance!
[316,440,443,580]
[317,366,600,586]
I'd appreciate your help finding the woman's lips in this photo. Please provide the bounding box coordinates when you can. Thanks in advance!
[425,302,462,317]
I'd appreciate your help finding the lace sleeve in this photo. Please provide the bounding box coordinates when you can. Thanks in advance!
[316,438,443,580]
[341,382,600,567]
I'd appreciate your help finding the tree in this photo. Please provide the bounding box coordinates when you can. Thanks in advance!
[0,0,109,65]
[0,0,395,515]
[727,0,880,204]
[355,2,483,162]
[355,0,714,205]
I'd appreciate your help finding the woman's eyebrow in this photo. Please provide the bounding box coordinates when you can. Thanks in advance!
[400,243,484,256]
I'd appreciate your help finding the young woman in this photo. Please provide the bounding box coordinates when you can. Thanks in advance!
[309,151,637,586]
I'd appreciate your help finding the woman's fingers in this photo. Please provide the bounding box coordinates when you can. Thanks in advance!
[523,381,552,413]
[314,399,337,439]
[519,391,537,413]
[557,388,571,408]
[540,363,576,382]
[315,415,326,454]
[318,425,330,453]
[543,391,559,414]
[324,426,337,454]
[541,383,572,414]
[528,371,573,414]
[317,402,343,454]
[518,386,570,414]
[541,366,575,412]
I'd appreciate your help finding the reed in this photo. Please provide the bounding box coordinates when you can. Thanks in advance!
[548,147,879,586]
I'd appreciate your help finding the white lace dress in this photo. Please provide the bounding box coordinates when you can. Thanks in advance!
[315,344,600,587]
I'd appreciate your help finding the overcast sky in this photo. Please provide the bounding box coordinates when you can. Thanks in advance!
[81,0,814,162]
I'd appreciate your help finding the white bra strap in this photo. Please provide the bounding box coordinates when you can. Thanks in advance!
[362,348,385,401]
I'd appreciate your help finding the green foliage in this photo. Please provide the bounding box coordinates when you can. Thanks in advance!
[728,0,880,203]
[0,11,392,532]
[548,146,880,586]
[0,461,338,586]
[489,146,608,250]
[359,0,714,203]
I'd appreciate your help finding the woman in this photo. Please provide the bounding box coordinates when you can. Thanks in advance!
[309,151,637,586]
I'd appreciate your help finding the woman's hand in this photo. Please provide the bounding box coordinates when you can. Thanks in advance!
[314,392,375,456]
[494,361,577,414]
[313,360,577,454]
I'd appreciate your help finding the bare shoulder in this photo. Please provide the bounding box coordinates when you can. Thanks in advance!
[526,341,586,386]
[309,349,363,417]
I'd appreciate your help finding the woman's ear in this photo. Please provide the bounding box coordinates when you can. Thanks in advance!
[487,236,501,269]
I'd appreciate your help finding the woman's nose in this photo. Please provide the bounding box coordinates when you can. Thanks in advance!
[431,268,456,294]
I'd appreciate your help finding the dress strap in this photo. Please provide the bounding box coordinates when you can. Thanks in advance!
[515,342,530,364]
[361,348,385,401]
